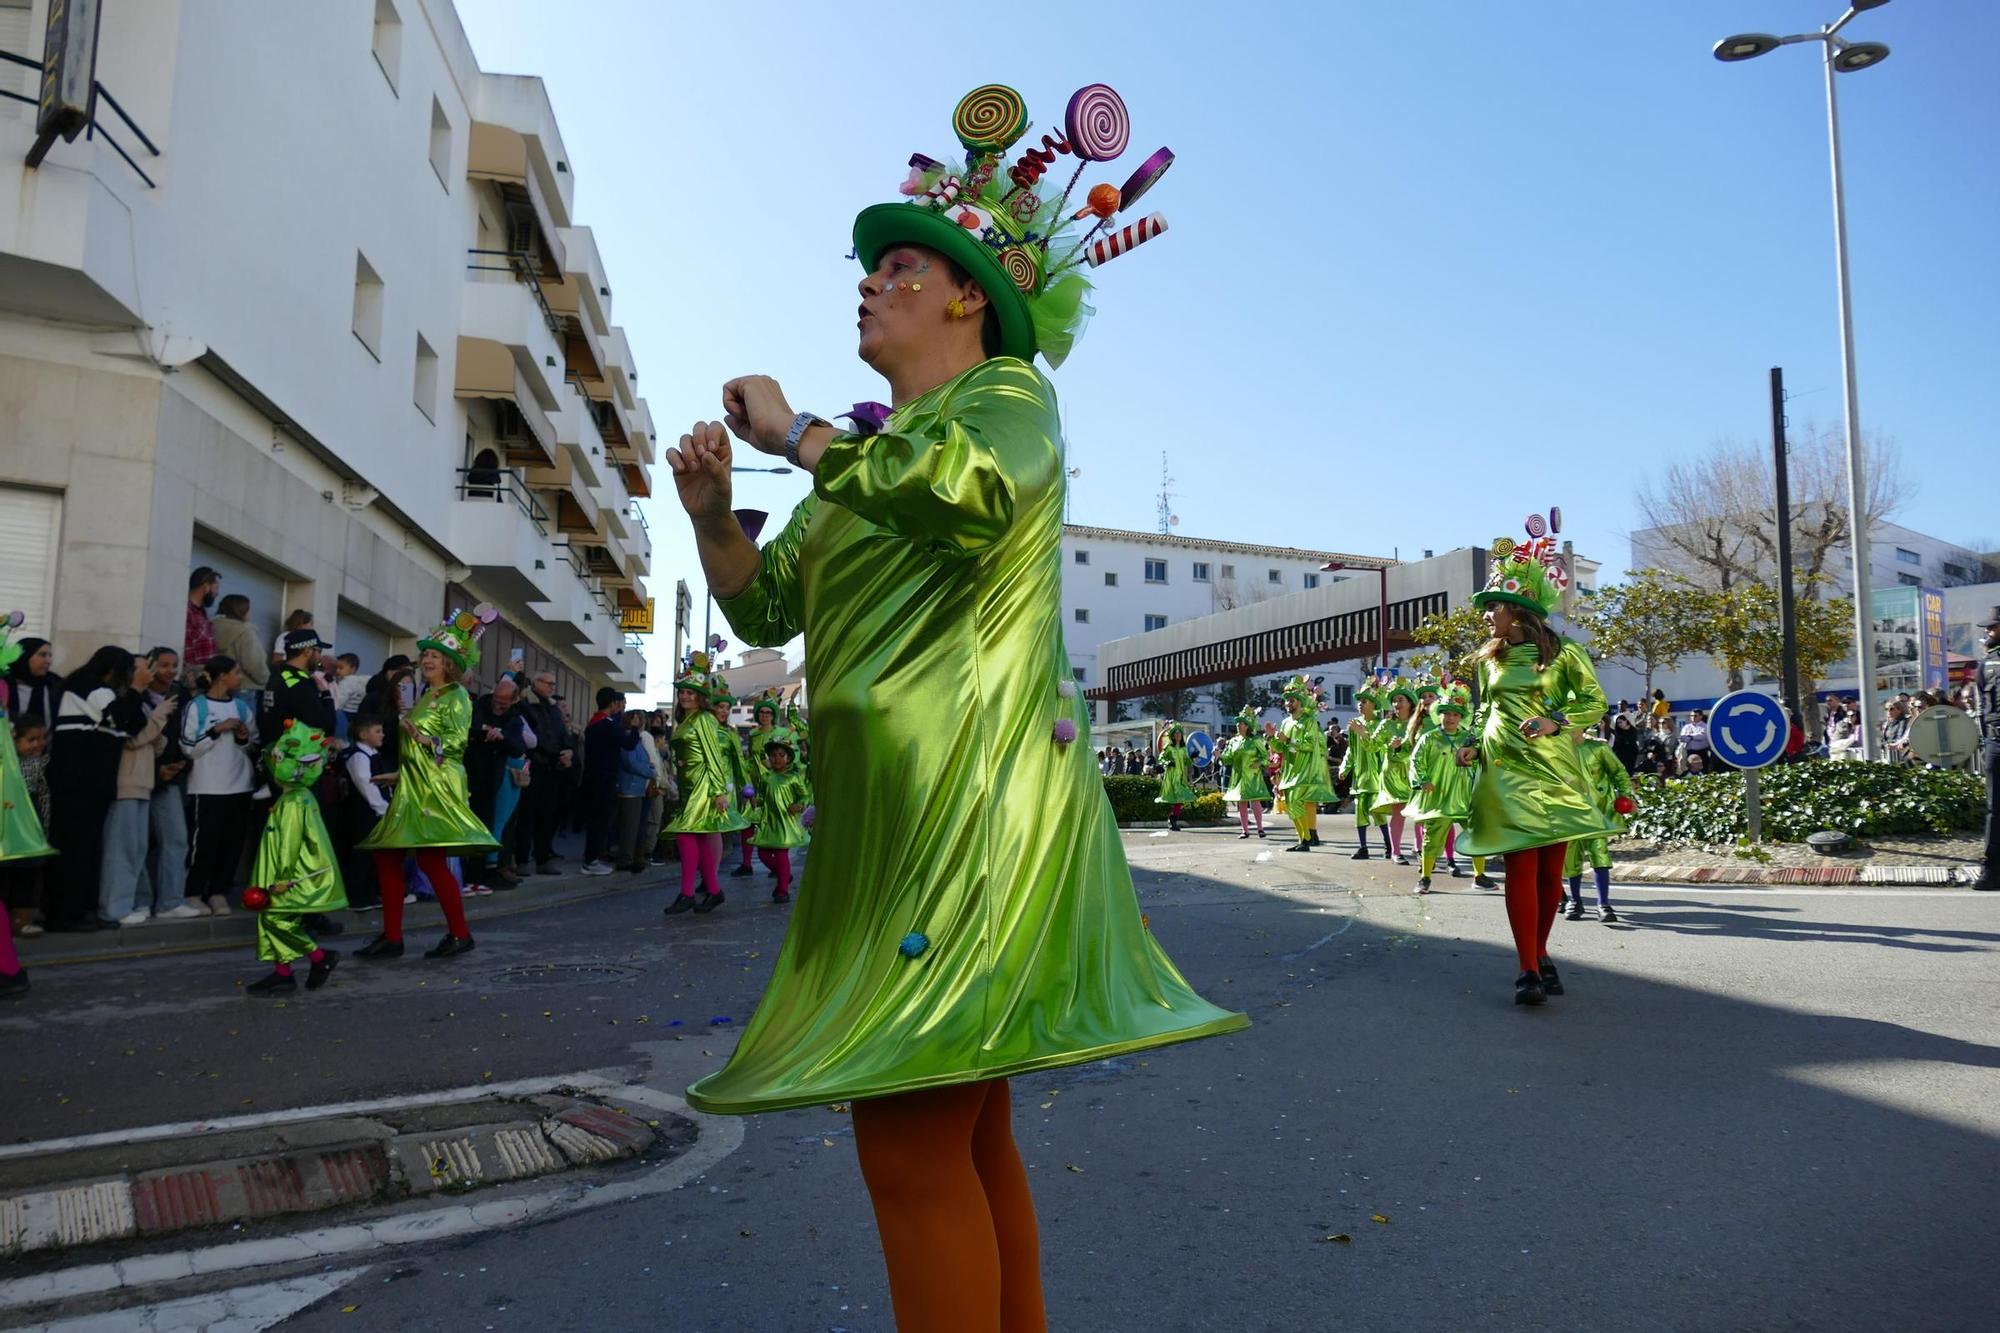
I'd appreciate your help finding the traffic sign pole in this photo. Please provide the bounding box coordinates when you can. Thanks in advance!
[1745,770,1761,844]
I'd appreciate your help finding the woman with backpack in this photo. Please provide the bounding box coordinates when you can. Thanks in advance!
[182,655,260,916]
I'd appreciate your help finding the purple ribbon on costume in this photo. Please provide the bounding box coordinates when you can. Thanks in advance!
[842,402,892,437]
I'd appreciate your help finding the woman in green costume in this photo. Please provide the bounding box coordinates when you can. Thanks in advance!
[1340,685,1386,859]
[737,692,783,878]
[0,614,54,999]
[1370,684,1419,864]
[1563,734,1636,923]
[243,720,347,996]
[1272,676,1336,853]
[709,680,756,881]
[355,607,499,963]
[666,82,1243,1331]
[661,655,750,916]
[750,727,811,903]
[1403,684,1491,894]
[1456,546,1618,1005]
[1219,707,1271,840]
[1153,721,1196,831]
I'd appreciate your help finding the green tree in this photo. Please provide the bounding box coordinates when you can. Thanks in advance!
[1140,688,1198,722]
[1705,577,1852,695]
[1212,674,1280,720]
[1408,604,1489,683]
[1576,569,1710,699]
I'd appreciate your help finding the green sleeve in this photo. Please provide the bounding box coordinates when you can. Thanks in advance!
[717,497,815,648]
[811,358,1059,559]
[414,686,471,762]
[1555,639,1608,735]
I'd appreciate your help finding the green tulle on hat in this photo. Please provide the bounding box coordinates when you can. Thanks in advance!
[1472,552,1563,618]
[1281,676,1320,710]
[1431,683,1473,725]
[761,726,800,755]
[1233,706,1261,731]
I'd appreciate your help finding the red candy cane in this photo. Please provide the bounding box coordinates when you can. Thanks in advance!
[1085,212,1169,268]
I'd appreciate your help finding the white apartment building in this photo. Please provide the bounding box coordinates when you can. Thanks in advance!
[0,0,653,697]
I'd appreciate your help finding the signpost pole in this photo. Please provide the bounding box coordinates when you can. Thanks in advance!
[1744,769,1762,845]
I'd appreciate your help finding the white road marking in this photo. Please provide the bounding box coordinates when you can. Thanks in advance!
[17,1267,365,1333]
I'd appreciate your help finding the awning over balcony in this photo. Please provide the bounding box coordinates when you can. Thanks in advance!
[524,450,603,540]
[455,337,557,469]
[467,122,566,279]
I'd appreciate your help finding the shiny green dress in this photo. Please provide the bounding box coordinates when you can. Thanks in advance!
[1403,724,1476,825]
[750,768,813,850]
[1219,734,1271,802]
[1338,711,1382,819]
[1273,714,1336,803]
[254,735,348,963]
[0,711,54,865]
[1563,736,1634,875]
[1460,640,1621,858]
[663,711,751,835]
[1154,743,1196,805]
[355,685,499,853]
[1370,715,1417,813]
[689,356,1246,1115]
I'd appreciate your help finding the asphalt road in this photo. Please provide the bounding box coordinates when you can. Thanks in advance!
[8,827,1999,1332]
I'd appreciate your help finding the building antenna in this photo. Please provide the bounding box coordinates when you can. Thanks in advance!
[1156,451,1179,535]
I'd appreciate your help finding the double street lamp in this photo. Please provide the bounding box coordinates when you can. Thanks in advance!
[1714,0,1892,759]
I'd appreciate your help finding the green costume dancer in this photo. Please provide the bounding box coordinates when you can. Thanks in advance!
[1219,707,1271,840]
[1154,721,1196,831]
[1403,684,1490,892]
[736,690,783,876]
[244,721,347,996]
[1273,676,1336,853]
[1340,686,1385,858]
[0,613,55,867]
[750,727,812,903]
[1369,683,1421,862]
[664,667,752,839]
[1564,735,1635,922]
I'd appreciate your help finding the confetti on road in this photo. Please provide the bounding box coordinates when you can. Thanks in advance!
[1320,1233,1352,1245]
[1371,1213,1391,1224]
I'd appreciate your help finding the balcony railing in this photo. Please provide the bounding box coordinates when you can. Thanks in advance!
[466,247,563,339]
[457,466,550,535]
[628,500,648,531]
[2,48,162,187]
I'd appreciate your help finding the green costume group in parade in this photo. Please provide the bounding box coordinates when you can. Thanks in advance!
[1271,676,1335,852]
[1564,734,1636,920]
[1401,682,1490,889]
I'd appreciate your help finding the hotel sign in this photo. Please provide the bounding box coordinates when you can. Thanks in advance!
[620,598,656,635]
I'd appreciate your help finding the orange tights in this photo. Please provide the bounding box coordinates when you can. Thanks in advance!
[851,1079,1046,1333]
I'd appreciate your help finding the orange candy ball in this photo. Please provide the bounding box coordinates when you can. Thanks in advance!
[1087,184,1120,217]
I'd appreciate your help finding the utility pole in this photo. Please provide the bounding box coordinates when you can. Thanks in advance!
[1770,368,1804,732]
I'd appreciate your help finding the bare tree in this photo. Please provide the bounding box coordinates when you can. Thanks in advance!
[1633,422,1908,598]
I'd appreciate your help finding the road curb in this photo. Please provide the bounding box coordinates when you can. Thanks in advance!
[1620,863,1977,887]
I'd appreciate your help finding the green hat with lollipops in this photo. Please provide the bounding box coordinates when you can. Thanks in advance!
[852,83,1176,368]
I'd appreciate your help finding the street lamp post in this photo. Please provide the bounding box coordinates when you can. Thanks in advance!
[1322,561,1390,670]
[1714,0,1892,760]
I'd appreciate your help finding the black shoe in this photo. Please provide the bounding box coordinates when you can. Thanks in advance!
[772,888,791,904]
[1448,862,1465,879]
[491,879,519,891]
[729,865,755,878]
[0,969,29,999]
[355,936,405,960]
[1349,846,1371,860]
[1169,820,1182,832]
[246,971,297,997]
[1514,972,1547,1006]
[1473,874,1498,889]
[664,894,698,916]
[1310,833,1322,846]
[1258,830,1267,839]
[1394,854,1412,866]
[425,934,476,960]
[1538,959,1564,996]
[1597,905,1619,924]
[48,917,107,934]
[1237,831,1250,839]
[305,914,344,938]
[694,890,725,914]
[537,862,560,876]
[1284,841,1310,853]
[1415,877,1431,894]
[1564,900,1585,921]
[305,951,340,990]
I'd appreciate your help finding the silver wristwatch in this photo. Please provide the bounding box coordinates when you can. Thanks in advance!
[784,412,829,468]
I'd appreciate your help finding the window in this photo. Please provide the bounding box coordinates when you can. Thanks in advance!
[1219,564,1235,580]
[1943,562,1969,580]
[428,97,452,189]
[1894,547,1921,566]
[412,334,439,421]
[1303,573,1319,590]
[1074,608,1089,624]
[1267,568,1282,584]
[351,252,384,359]
[1192,561,1210,582]
[1073,666,1088,683]
[1074,549,1089,565]
[1143,614,1168,632]
[1144,558,1168,584]
[1332,684,1355,707]
[1896,572,1922,587]
[370,0,402,93]
[1103,571,1118,587]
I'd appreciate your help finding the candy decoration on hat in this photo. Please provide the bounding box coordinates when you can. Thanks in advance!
[1524,512,1547,539]
[953,84,1029,154]
[1117,147,1175,212]
[1548,506,1563,534]
[997,245,1040,292]
[1065,84,1131,161]
[419,603,498,672]
[1085,212,1168,268]
[1074,183,1120,221]
[1007,131,1071,193]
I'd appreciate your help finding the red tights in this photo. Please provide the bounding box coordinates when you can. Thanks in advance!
[372,850,469,943]
[1501,843,1568,973]
[757,847,792,895]
[676,833,721,898]
[852,1079,1045,1333]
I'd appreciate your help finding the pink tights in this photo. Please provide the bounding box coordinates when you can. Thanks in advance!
[758,848,793,895]
[1236,803,1264,834]
[1388,812,1406,858]
[0,896,18,976]
[676,833,722,898]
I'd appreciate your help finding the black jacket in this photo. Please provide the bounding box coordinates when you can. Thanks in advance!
[465,695,532,806]
[270,665,336,737]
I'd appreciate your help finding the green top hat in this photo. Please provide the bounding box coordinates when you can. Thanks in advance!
[1472,542,1564,619]
[419,604,497,673]
[1431,683,1473,725]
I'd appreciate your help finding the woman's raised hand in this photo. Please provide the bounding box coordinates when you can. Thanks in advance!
[668,421,734,522]
[721,376,797,455]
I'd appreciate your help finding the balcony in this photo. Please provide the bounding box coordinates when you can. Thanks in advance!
[626,503,652,577]
[448,468,558,605]
[551,389,606,489]
[551,226,611,336]
[603,327,637,410]
[466,116,566,280]
[523,450,603,543]
[455,338,557,470]
[463,248,566,408]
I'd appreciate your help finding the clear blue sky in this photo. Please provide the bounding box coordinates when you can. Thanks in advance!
[457,0,1998,694]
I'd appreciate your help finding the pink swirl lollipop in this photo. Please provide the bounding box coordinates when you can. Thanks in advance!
[1117,147,1174,212]
[1065,84,1131,162]
[1524,513,1547,539]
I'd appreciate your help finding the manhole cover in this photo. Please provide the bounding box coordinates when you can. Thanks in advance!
[491,962,644,988]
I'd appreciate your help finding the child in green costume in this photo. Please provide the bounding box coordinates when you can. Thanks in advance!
[1154,722,1196,831]
[1340,686,1385,859]
[751,729,812,903]
[1403,685,1492,893]
[1564,735,1635,923]
[1218,708,1271,840]
[244,721,347,996]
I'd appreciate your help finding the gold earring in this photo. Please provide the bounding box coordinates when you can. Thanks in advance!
[946,298,966,320]
[910,281,922,292]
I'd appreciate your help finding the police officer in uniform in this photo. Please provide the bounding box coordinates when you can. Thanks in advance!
[1977,606,2000,890]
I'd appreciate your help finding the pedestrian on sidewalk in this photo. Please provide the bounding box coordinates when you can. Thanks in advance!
[1975,606,2000,890]
[665,92,1244,1330]
[638,710,673,867]
[660,662,745,913]
[465,674,532,890]
[44,646,135,933]
[750,728,811,903]
[139,648,194,922]
[1219,709,1270,840]
[182,655,259,916]
[612,707,655,873]
[99,653,178,927]
[578,686,630,876]
[1458,546,1619,1006]
[354,609,500,961]
[183,568,220,683]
